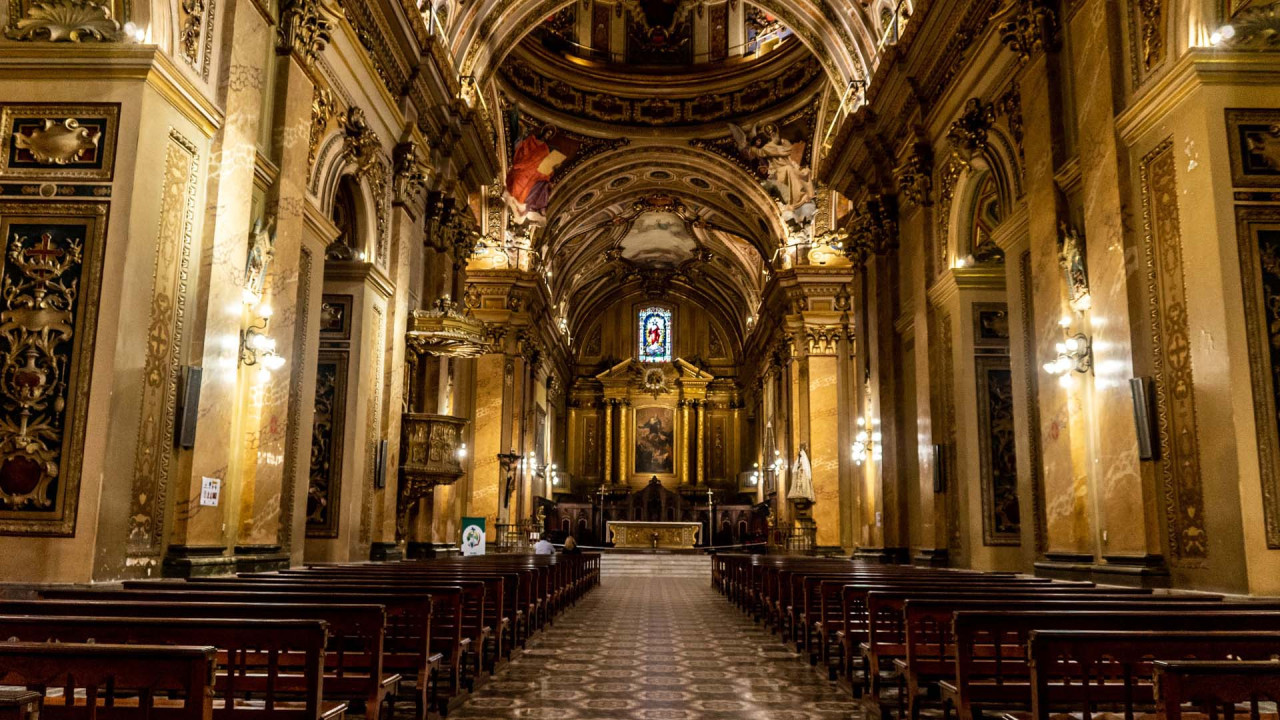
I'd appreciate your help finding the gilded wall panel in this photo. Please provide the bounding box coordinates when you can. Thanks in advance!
[1226,109,1280,188]
[127,130,199,555]
[1140,140,1207,564]
[0,104,119,181]
[1236,204,1280,548]
[1129,0,1167,86]
[0,201,107,536]
[306,351,348,538]
[976,355,1020,545]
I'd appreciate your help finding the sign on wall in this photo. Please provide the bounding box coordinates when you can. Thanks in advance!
[460,516,486,556]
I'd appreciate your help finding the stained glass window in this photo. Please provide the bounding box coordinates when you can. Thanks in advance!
[638,306,672,363]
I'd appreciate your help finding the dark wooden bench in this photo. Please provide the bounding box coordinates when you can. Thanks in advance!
[41,588,453,717]
[1020,631,1280,720]
[0,600,396,720]
[1153,660,1280,720]
[0,642,216,720]
[945,612,1280,720]
[0,616,344,720]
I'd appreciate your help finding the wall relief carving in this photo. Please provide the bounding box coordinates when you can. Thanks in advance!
[1227,109,1280,188]
[307,351,347,538]
[0,201,107,536]
[5,0,121,42]
[976,354,1020,545]
[1140,140,1207,564]
[0,104,119,181]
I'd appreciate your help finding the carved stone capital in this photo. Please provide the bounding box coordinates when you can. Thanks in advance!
[844,194,899,265]
[947,98,996,163]
[277,0,332,67]
[895,142,934,210]
[996,0,1059,63]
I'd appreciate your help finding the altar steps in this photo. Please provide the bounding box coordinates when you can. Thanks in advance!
[600,553,712,579]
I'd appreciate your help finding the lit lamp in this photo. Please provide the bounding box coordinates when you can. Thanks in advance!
[240,300,286,381]
[1043,315,1093,387]
[851,416,882,466]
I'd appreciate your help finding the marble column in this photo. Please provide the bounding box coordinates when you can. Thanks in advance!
[166,0,271,576]
[696,400,706,485]
[603,399,614,485]
[233,43,316,568]
[678,400,690,485]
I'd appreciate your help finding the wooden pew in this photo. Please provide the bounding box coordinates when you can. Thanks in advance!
[0,642,216,720]
[1153,660,1280,720]
[42,588,455,717]
[944,611,1280,720]
[1023,631,1280,720]
[0,616,344,720]
[0,600,395,720]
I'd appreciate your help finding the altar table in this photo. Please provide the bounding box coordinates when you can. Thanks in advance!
[607,521,701,549]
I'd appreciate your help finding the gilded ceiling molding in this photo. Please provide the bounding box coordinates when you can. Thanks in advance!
[277,0,332,67]
[5,0,120,41]
[993,0,1059,63]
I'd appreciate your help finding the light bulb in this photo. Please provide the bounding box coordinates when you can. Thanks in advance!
[257,302,274,318]
[857,430,868,442]
[264,353,286,370]
[1043,362,1059,375]
[1058,315,1072,328]
[257,366,272,384]
[1055,342,1067,354]
[1058,373,1074,389]
[242,288,259,305]
[857,417,865,428]
[1056,357,1074,374]
[872,432,882,443]
[1065,337,1080,352]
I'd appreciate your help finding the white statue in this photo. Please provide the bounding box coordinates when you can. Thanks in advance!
[788,443,815,503]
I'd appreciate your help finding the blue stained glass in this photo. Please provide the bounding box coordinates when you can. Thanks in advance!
[638,307,672,363]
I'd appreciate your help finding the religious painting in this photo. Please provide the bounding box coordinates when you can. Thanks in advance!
[973,303,1010,348]
[638,306,672,363]
[0,202,108,536]
[634,405,675,475]
[619,212,697,268]
[307,351,348,538]
[1235,205,1280,548]
[975,355,1020,545]
[0,104,120,181]
[727,106,818,233]
[1227,109,1280,187]
[320,294,353,340]
[623,0,694,64]
[503,113,585,225]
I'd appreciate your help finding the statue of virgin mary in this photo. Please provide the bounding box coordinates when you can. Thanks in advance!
[787,443,815,503]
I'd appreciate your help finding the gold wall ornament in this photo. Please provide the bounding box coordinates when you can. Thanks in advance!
[947,98,997,164]
[5,0,120,41]
[0,202,107,536]
[276,0,332,66]
[308,88,335,167]
[995,0,1059,62]
[243,214,275,301]
[178,0,205,68]
[1140,139,1208,565]
[1222,2,1280,51]
[895,142,934,210]
[0,105,119,181]
[1136,0,1164,72]
[12,119,98,166]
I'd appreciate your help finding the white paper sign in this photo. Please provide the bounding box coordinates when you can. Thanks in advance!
[200,477,221,507]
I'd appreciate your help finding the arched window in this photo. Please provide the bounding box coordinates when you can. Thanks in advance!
[328,176,360,262]
[638,306,672,362]
[970,174,1005,264]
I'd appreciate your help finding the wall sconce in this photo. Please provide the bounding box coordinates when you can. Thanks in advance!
[1209,24,1236,45]
[852,416,882,465]
[456,442,467,460]
[240,302,285,376]
[1043,315,1093,387]
[749,462,760,487]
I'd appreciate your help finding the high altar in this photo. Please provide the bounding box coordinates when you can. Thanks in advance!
[608,521,702,549]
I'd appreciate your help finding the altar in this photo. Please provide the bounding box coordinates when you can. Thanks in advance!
[608,521,702,549]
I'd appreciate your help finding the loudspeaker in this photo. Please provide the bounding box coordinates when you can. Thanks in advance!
[932,444,947,494]
[1129,376,1159,461]
[373,439,389,489]
[174,366,203,449]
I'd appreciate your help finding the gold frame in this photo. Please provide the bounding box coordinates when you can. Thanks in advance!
[632,403,677,482]
[0,104,121,182]
[0,201,108,536]
[1226,109,1280,189]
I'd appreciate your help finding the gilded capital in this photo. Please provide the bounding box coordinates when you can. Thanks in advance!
[277,0,332,67]
[995,0,1059,63]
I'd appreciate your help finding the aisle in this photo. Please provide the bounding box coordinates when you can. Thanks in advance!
[449,573,860,719]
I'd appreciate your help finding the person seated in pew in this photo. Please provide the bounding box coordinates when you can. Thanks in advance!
[534,534,555,555]
[562,537,581,554]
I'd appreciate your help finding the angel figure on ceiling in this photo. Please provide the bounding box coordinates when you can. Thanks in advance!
[730,122,817,230]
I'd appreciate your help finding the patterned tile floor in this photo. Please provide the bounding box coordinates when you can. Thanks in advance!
[449,575,862,720]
